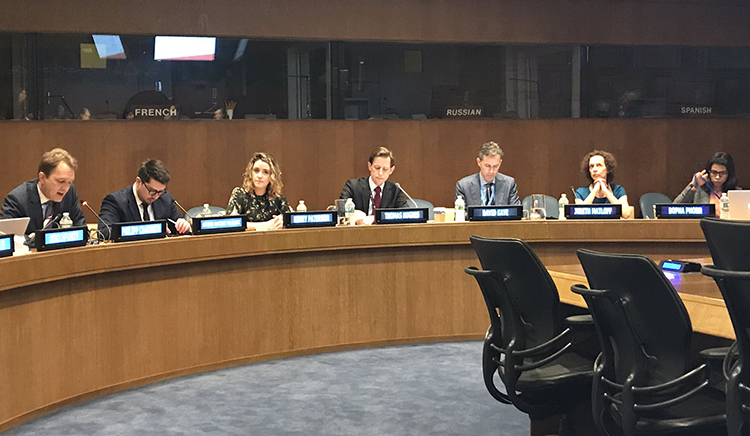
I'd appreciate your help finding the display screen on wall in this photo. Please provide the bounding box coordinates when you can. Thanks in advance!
[154,36,216,61]
[92,35,127,59]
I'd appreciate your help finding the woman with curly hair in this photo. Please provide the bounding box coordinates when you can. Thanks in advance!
[574,150,630,208]
[226,152,291,230]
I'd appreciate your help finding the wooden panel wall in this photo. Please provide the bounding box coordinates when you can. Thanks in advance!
[0,0,749,47]
[0,118,748,219]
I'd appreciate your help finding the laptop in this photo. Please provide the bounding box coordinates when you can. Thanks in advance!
[0,217,31,236]
[728,190,750,220]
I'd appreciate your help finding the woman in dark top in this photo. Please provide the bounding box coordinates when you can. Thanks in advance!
[226,152,291,230]
[674,152,738,215]
[574,149,629,207]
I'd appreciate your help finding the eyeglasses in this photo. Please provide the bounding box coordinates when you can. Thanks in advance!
[142,181,166,196]
[709,170,728,178]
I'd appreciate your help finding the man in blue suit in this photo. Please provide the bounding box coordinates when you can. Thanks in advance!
[97,159,191,239]
[455,141,520,207]
[2,148,86,235]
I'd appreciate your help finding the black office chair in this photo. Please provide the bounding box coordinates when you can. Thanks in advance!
[574,249,726,436]
[639,192,671,219]
[701,217,750,436]
[465,236,595,433]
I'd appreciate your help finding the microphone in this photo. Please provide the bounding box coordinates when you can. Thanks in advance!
[570,186,577,199]
[173,199,191,219]
[395,183,418,208]
[43,213,63,230]
[81,200,111,241]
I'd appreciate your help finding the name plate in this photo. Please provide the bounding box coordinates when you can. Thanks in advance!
[111,220,168,242]
[654,204,715,219]
[375,208,429,225]
[0,234,14,258]
[36,226,89,251]
[468,205,523,221]
[283,211,337,229]
[660,259,702,273]
[564,204,622,219]
[193,215,247,235]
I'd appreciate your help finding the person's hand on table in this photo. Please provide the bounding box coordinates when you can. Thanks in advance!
[175,218,191,234]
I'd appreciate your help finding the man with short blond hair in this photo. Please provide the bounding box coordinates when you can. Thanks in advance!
[2,148,86,235]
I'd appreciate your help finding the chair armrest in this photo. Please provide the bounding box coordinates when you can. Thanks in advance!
[565,314,593,326]
[702,265,750,280]
[699,346,731,362]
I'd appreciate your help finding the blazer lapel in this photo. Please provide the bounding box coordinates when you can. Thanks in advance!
[28,182,44,229]
[127,189,142,221]
[359,178,370,210]
[472,174,483,206]
[381,182,395,208]
[493,176,506,205]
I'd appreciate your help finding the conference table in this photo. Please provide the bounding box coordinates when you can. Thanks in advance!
[0,219,728,432]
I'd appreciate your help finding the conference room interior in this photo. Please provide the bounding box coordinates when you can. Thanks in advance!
[2,1,750,434]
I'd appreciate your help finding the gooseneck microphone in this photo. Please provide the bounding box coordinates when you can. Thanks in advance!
[43,213,63,230]
[395,183,418,208]
[81,200,111,241]
[173,199,191,219]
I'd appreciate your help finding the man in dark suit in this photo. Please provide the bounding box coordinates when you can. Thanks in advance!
[97,159,191,240]
[455,141,520,207]
[2,148,86,235]
[340,147,408,216]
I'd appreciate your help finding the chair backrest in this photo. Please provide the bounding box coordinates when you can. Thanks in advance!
[701,217,750,271]
[701,218,750,436]
[521,194,559,219]
[411,199,434,220]
[576,249,693,386]
[639,192,672,219]
[470,236,562,348]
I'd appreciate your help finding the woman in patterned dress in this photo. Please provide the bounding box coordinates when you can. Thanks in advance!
[226,152,291,230]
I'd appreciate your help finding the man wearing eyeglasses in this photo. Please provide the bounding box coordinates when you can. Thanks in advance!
[98,159,191,239]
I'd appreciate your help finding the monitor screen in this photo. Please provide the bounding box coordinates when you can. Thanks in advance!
[0,234,13,257]
[92,35,126,59]
[154,36,216,61]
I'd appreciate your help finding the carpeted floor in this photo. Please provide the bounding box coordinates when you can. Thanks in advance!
[4,341,529,435]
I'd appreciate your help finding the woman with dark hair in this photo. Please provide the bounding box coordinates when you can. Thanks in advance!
[226,152,291,230]
[674,152,738,211]
[574,150,630,207]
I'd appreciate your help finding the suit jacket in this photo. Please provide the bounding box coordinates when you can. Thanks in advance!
[340,178,408,212]
[1,179,86,235]
[98,186,181,239]
[455,173,520,207]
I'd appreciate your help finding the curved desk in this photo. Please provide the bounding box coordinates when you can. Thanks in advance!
[0,220,725,431]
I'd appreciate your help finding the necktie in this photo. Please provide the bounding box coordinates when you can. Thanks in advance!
[42,201,53,220]
[485,183,494,206]
[141,204,150,221]
[373,186,382,211]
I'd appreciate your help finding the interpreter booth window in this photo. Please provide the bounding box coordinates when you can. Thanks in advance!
[583,45,750,118]
[0,33,327,121]
[331,42,574,120]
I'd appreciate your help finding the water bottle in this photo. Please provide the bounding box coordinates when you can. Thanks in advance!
[199,203,212,218]
[720,193,730,219]
[345,198,355,226]
[296,200,307,212]
[454,195,466,222]
[59,212,72,229]
[558,193,568,220]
